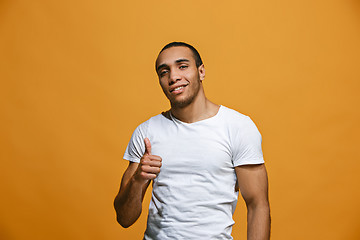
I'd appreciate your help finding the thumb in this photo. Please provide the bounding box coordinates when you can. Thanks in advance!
[144,137,152,155]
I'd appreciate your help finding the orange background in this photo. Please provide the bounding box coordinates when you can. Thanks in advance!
[1,0,360,239]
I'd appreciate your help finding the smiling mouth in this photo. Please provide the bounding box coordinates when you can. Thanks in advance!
[170,84,188,93]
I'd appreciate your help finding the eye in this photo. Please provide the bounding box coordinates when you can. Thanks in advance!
[179,65,188,69]
[159,70,169,77]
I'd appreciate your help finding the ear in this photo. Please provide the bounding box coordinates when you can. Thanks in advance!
[198,64,205,81]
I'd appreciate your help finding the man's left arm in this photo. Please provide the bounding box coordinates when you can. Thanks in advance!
[235,163,270,240]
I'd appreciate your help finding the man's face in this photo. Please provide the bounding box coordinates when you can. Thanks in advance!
[156,46,205,108]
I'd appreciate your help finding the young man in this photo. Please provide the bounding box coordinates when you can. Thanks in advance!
[114,42,270,239]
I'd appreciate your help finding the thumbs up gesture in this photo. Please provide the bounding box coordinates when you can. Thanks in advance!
[134,138,162,185]
[144,137,152,156]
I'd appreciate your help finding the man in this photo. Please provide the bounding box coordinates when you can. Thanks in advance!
[114,42,270,239]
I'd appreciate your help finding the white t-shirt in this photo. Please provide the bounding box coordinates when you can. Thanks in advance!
[123,105,264,239]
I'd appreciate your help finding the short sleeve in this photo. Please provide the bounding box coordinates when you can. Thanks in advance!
[123,121,149,163]
[231,116,264,166]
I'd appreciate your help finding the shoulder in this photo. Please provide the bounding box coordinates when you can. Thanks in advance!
[221,105,248,118]
[220,105,253,126]
[134,111,170,132]
[148,112,171,126]
[125,112,165,152]
[219,106,262,139]
[221,106,264,165]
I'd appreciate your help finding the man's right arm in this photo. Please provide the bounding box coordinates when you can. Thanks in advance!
[113,138,162,228]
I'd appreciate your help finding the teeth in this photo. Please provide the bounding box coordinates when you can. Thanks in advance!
[174,86,184,91]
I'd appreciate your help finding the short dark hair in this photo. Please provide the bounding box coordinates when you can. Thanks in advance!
[158,42,203,68]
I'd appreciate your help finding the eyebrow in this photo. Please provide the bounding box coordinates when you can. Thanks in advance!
[175,58,190,64]
[157,63,168,72]
[156,58,190,72]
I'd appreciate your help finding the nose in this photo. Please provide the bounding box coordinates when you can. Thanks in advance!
[169,68,181,85]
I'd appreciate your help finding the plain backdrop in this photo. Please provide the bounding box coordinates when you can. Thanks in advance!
[1,0,360,239]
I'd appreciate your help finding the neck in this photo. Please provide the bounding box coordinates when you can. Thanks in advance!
[170,87,219,123]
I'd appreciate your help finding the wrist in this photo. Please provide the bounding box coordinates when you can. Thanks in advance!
[132,174,149,187]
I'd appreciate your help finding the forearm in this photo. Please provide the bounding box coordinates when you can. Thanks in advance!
[114,177,150,228]
[114,139,161,228]
[247,202,271,240]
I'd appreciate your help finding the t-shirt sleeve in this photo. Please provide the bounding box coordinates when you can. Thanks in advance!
[123,121,149,163]
[231,116,264,167]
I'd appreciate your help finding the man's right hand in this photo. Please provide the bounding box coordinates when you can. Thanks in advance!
[133,138,162,185]
[114,138,162,227]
